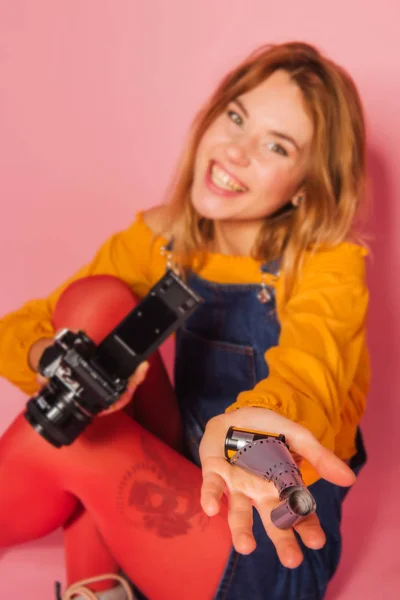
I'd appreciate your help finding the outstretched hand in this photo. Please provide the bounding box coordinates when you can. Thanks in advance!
[199,407,355,568]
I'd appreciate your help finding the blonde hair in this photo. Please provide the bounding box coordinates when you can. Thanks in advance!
[164,41,367,296]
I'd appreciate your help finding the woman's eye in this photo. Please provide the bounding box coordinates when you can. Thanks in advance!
[227,110,243,127]
[267,142,288,157]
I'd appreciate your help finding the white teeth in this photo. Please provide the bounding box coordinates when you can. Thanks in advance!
[211,164,246,192]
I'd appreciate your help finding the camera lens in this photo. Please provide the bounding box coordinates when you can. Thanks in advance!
[24,388,92,447]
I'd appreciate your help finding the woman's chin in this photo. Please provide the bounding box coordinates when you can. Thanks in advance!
[191,194,238,222]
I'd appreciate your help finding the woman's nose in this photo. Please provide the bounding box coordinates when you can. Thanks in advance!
[224,142,251,167]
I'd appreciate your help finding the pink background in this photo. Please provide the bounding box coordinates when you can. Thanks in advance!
[0,1,399,598]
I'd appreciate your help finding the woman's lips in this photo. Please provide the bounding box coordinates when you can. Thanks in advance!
[204,161,248,198]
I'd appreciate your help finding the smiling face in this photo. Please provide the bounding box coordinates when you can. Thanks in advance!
[191,70,314,227]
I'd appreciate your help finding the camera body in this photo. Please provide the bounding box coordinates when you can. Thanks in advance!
[24,270,203,447]
[25,328,126,448]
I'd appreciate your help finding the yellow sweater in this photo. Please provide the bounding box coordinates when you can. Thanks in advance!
[0,212,370,485]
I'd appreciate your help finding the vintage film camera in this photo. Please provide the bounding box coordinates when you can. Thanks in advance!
[24,270,202,447]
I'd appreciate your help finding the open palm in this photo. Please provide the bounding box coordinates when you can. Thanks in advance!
[199,407,356,568]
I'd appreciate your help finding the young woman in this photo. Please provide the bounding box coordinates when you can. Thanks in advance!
[0,41,369,600]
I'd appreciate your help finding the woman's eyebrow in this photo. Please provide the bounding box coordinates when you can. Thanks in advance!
[232,98,300,152]
[233,98,249,117]
[269,130,300,152]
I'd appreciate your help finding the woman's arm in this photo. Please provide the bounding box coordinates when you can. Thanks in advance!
[0,213,159,394]
[225,243,369,485]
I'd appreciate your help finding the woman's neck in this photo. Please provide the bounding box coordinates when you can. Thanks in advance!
[212,219,262,257]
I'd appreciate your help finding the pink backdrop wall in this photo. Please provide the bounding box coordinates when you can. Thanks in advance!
[1,1,399,598]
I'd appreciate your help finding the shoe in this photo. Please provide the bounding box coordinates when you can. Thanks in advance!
[55,574,135,599]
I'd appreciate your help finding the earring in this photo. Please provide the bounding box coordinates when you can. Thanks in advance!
[292,195,303,208]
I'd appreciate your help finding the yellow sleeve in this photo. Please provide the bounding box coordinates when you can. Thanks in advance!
[0,212,159,395]
[226,243,369,454]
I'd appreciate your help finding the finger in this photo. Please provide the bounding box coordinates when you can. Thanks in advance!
[128,361,150,390]
[221,409,356,487]
[36,374,48,387]
[293,512,326,550]
[98,363,150,417]
[256,497,303,568]
[290,451,303,467]
[110,394,132,412]
[201,471,226,516]
[97,388,134,417]
[227,491,256,555]
[290,434,356,488]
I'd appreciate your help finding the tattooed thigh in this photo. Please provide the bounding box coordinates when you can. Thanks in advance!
[116,434,209,538]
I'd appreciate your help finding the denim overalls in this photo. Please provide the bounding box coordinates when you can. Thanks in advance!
[174,267,367,600]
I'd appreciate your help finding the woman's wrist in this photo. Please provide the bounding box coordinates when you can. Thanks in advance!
[221,406,278,430]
